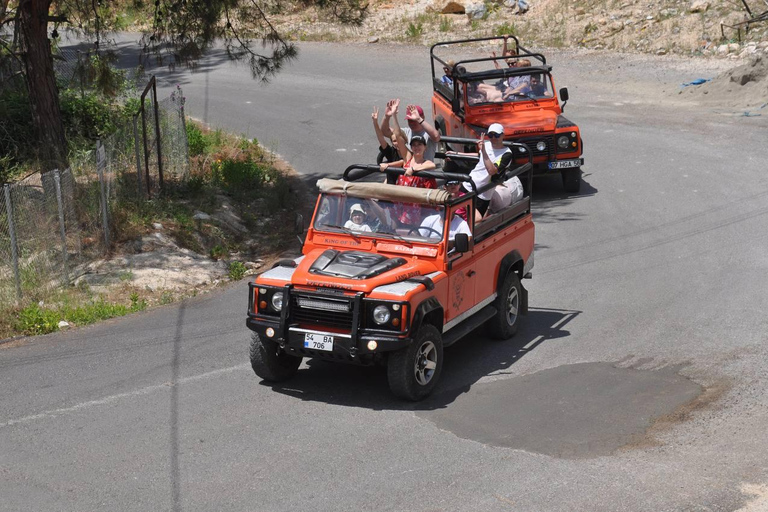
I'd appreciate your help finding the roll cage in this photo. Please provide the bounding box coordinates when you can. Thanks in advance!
[341,140,534,244]
[430,35,554,112]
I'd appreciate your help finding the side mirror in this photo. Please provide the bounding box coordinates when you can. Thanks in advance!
[453,233,470,253]
[559,87,569,111]
[295,213,305,234]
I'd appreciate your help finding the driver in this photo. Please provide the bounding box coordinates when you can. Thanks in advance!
[418,211,472,241]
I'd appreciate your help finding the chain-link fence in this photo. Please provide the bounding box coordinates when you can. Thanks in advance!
[0,78,188,306]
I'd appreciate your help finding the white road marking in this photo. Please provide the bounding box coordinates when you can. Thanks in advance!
[0,363,250,429]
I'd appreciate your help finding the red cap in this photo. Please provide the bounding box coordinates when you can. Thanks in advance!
[414,105,424,118]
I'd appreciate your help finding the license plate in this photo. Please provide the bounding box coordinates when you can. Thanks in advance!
[304,333,334,352]
[548,159,581,169]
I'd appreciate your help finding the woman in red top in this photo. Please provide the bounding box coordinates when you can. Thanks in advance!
[394,135,437,225]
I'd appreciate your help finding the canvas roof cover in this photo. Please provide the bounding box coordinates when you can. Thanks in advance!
[316,179,452,206]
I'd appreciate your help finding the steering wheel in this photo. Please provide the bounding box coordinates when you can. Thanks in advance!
[408,226,442,238]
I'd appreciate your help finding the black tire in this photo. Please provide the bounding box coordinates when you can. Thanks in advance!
[249,332,302,382]
[562,167,581,193]
[488,270,522,340]
[387,324,443,401]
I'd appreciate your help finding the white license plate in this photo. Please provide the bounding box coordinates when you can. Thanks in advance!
[303,333,334,352]
[548,159,581,169]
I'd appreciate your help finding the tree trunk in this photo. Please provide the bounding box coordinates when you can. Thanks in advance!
[18,0,68,170]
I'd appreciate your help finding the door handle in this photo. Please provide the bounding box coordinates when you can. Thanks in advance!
[467,270,476,277]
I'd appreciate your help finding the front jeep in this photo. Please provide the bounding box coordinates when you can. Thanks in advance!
[246,175,458,399]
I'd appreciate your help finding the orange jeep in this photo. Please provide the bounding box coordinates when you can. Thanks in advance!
[246,157,535,401]
[431,35,584,193]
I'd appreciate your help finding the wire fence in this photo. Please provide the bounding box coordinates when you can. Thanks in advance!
[0,79,188,307]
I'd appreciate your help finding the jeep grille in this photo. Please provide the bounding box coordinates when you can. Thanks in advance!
[514,135,555,159]
[292,294,354,329]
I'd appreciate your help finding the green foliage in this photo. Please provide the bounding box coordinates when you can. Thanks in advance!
[584,22,598,35]
[59,89,123,145]
[439,17,453,32]
[228,261,247,280]
[210,245,227,260]
[13,297,148,336]
[14,304,60,336]
[160,291,174,305]
[470,19,481,31]
[406,22,425,39]
[496,22,517,36]
[187,123,210,156]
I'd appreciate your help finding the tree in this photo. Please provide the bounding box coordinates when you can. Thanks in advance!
[0,0,367,172]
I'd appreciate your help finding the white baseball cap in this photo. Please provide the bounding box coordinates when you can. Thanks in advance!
[350,203,366,215]
[487,123,505,135]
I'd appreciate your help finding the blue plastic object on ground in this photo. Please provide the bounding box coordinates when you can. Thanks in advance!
[681,78,711,87]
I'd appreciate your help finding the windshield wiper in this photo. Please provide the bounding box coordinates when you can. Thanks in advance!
[319,225,361,241]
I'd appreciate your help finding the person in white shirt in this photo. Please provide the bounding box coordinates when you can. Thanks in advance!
[419,212,472,241]
[344,203,372,232]
[447,123,513,217]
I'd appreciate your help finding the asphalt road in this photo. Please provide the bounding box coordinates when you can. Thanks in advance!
[2,40,768,511]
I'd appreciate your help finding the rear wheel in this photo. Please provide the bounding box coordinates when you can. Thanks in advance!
[249,332,302,382]
[387,324,443,401]
[488,270,522,340]
[562,167,581,193]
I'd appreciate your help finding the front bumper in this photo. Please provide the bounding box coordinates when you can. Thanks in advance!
[246,284,412,364]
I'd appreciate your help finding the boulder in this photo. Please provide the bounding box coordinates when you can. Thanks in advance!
[441,1,466,14]
[688,0,709,13]
[728,43,740,52]
[368,36,379,43]
[466,2,487,19]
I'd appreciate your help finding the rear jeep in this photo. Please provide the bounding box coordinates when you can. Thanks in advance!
[246,161,535,401]
[430,35,585,193]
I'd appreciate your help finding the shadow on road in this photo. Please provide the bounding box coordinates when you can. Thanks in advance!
[265,307,580,411]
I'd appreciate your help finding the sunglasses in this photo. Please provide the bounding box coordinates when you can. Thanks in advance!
[506,61,516,66]
[487,132,503,138]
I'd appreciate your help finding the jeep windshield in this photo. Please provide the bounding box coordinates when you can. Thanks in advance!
[313,193,447,245]
[466,73,554,106]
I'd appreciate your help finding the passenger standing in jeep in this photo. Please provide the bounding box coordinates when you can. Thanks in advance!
[450,123,513,216]
[381,99,441,161]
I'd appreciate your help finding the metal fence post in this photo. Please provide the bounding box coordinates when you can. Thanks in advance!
[96,140,110,250]
[152,78,164,192]
[3,184,22,300]
[133,115,144,198]
[53,170,69,284]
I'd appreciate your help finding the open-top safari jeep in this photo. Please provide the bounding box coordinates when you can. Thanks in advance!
[246,150,535,401]
[430,35,584,193]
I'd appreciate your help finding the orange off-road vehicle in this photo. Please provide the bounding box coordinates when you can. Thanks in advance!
[246,157,535,400]
[431,36,584,193]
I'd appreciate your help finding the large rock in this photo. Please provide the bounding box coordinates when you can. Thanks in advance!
[688,0,709,13]
[465,2,487,19]
[441,1,466,14]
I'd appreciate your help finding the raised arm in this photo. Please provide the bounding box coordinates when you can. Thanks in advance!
[478,134,499,176]
[381,98,399,139]
[372,106,389,150]
[406,104,441,142]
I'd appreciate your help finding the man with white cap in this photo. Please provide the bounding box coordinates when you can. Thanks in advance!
[453,123,513,216]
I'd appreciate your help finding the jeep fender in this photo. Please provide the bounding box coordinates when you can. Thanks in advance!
[497,251,529,315]
[411,297,443,334]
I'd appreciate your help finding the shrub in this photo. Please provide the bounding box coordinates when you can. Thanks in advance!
[228,261,247,280]
[15,304,60,335]
[406,22,424,39]
[210,245,227,260]
[187,123,209,156]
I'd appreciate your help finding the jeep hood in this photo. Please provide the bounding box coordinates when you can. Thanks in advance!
[473,109,557,136]
[288,248,438,293]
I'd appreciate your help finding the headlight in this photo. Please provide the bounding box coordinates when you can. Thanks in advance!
[372,305,391,325]
[536,141,547,151]
[271,292,284,311]
[557,135,570,149]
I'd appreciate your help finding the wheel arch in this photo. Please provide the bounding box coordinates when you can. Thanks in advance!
[411,297,444,334]
[497,251,528,315]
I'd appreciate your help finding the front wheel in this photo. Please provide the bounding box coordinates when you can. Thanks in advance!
[387,324,444,401]
[488,271,522,340]
[562,167,581,193]
[249,332,302,382]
